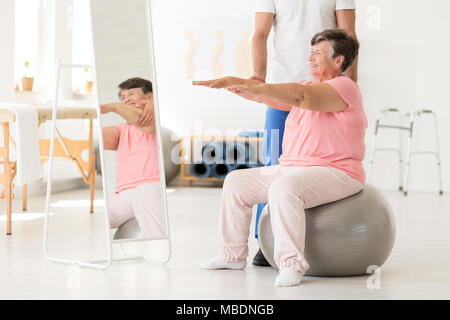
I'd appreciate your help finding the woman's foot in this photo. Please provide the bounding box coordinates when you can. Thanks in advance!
[200,255,247,270]
[275,267,303,287]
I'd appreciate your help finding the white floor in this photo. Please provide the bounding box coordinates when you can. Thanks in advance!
[1,185,450,300]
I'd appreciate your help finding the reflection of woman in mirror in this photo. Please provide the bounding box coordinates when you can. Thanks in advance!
[193,30,365,287]
[101,77,164,239]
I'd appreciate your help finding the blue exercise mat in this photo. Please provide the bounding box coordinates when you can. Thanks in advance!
[202,141,226,164]
[211,163,235,179]
[225,141,255,165]
[238,130,264,138]
[190,162,212,178]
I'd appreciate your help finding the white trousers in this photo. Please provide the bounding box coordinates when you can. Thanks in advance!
[219,165,363,274]
[107,182,164,238]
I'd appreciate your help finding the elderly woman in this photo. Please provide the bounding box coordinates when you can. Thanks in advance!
[101,77,164,239]
[193,29,367,287]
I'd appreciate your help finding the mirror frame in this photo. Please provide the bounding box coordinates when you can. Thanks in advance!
[43,0,171,269]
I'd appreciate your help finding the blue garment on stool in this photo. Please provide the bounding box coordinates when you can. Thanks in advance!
[255,106,290,239]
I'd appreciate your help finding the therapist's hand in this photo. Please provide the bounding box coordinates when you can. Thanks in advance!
[192,77,232,89]
[136,99,155,127]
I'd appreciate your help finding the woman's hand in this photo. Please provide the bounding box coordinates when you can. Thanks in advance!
[227,84,265,103]
[135,99,155,127]
[192,77,231,89]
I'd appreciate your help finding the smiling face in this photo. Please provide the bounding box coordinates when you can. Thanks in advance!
[119,88,152,106]
[309,40,344,81]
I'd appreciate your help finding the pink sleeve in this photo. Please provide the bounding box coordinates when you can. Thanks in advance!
[115,123,126,136]
[325,76,361,111]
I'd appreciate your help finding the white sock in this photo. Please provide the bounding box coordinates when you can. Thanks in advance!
[275,267,303,287]
[200,255,246,270]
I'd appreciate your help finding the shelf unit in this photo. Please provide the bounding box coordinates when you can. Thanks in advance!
[179,135,263,186]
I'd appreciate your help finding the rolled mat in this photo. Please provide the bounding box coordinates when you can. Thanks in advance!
[211,163,235,179]
[202,141,226,164]
[226,141,259,165]
[225,141,249,164]
[190,163,212,178]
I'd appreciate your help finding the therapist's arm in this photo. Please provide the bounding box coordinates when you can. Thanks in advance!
[251,12,275,81]
[337,9,358,82]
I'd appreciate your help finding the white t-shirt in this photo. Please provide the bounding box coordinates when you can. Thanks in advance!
[255,0,356,83]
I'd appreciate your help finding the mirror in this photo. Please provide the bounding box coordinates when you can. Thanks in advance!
[90,0,168,242]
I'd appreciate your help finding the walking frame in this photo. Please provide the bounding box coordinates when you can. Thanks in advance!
[367,108,444,196]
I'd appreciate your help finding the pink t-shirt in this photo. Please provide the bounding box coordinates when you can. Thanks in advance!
[115,123,160,193]
[279,76,367,183]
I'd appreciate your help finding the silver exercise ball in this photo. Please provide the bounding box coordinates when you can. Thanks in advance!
[258,185,396,277]
[113,218,142,240]
[160,126,180,184]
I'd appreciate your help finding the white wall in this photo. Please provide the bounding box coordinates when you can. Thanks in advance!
[151,0,450,192]
[152,0,257,135]
[356,0,450,192]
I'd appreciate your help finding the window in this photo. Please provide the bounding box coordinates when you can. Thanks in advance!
[14,0,94,94]
[72,0,93,94]
[14,0,40,91]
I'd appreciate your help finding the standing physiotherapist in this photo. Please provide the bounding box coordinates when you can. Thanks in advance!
[251,0,359,266]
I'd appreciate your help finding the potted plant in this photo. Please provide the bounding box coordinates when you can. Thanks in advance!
[84,67,93,94]
[22,61,34,91]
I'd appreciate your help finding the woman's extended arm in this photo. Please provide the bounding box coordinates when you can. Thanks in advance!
[227,82,348,112]
[192,76,262,89]
[192,76,291,111]
[101,101,156,134]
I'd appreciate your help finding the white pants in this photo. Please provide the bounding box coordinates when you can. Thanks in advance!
[219,165,363,274]
[107,182,164,238]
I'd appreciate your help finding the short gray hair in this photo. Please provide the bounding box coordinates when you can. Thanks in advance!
[311,29,359,72]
